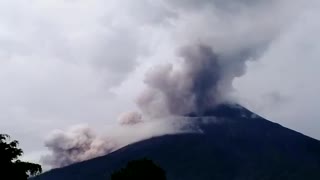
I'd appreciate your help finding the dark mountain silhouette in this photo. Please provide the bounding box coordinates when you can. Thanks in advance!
[33,104,320,180]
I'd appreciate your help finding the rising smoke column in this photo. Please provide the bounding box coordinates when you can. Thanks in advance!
[137,44,259,117]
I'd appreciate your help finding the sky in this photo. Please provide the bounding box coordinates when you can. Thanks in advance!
[0,0,320,165]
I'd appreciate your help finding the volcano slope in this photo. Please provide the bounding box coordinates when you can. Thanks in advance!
[33,104,320,180]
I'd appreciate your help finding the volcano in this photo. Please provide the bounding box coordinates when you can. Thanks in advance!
[33,104,320,180]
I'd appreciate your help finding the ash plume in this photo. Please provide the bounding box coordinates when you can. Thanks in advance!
[41,125,117,168]
[137,44,258,116]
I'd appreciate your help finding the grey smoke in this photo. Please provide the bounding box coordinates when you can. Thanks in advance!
[137,44,264,117]
[137,45,220,116]
[41,118,190,168]
[42,112,144,168]
[42,125,117,168]
[118,111,143,126]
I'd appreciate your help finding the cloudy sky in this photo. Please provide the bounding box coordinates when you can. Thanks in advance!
[0,0,319,165]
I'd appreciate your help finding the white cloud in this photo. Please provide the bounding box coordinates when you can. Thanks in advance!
[234,1,320,139]
[0,0,319,165]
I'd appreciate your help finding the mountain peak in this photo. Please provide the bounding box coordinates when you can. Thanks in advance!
[187,103,257,118]
[33,105,320,180]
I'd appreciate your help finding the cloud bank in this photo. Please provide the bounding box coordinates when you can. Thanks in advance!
[0,0,319,168]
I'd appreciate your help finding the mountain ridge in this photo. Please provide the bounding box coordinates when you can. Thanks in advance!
[33,104,320,180]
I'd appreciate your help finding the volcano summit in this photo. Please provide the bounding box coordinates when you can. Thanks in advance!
[34,104,320,180]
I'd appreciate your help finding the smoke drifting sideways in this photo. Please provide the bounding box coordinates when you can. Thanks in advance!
[41,125,117,168]
[42,118,191,168]
[42,113,145,168]
[118,111,143,126]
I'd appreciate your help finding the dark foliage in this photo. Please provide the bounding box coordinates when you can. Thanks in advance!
[0,134,42,179]
[111,158,166,180]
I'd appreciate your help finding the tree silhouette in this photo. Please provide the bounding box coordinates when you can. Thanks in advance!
[0,134,42,179]
[111,158,166,180]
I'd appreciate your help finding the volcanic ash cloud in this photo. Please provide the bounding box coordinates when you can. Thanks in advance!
[41,125,117,168]
[137,44,251,117]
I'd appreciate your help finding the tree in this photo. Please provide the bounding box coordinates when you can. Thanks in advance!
[0,134,42,179]
[111,158,166,180]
